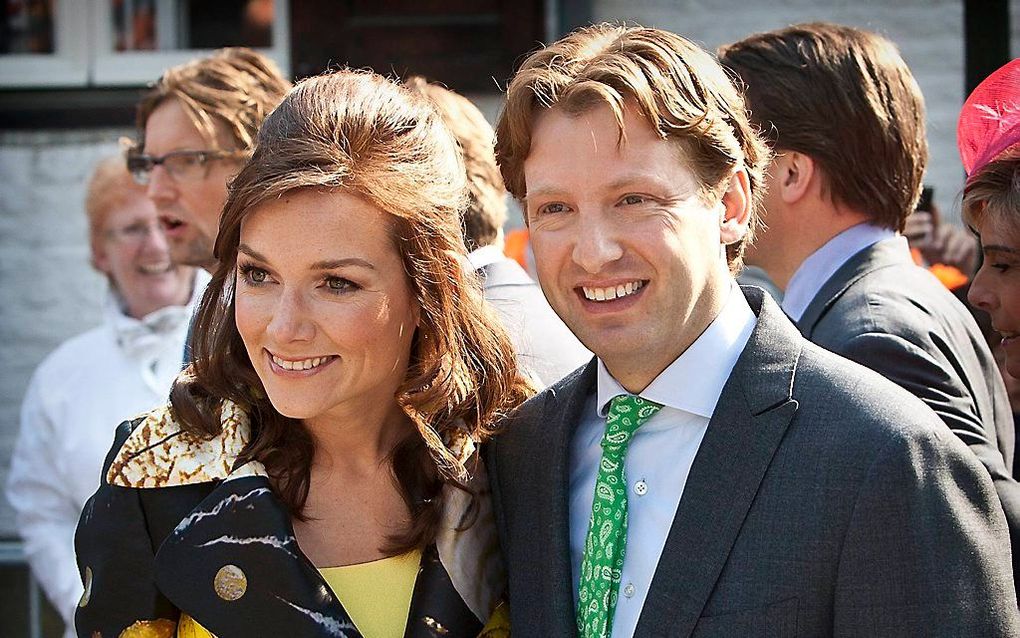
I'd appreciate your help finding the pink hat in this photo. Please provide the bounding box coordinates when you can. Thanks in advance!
[957,59,1020,182]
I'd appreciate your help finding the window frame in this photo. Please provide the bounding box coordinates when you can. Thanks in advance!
[89,0,290,86]
[0,0,89,88]
[0,0,290,89]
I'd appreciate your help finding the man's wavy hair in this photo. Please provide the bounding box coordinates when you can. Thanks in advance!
[136,47,291,152]
[170,69,534,552]
[719,22,927,232]
[495,23,771,273]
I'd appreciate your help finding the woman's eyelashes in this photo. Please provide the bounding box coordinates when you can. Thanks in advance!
[238,262,271,287]
[236,261,361,295]
[324,276,359,294]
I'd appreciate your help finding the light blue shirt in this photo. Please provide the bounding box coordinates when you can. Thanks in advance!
[569,284,756,637]
[781,223,903,321]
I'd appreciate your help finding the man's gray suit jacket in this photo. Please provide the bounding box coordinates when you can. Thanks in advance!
[797,239,1020,578]
[489,288,1018,637]
[479,257,590,387]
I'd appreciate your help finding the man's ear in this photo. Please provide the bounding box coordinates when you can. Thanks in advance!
[719,167,752,245]
[773,151,815,204]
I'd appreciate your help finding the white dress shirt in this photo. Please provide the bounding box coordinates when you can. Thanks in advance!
[5,273,206,638]
[569,285,756,637]
[782,223,902,321]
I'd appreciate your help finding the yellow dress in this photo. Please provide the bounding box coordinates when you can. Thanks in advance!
[177,550,422,638]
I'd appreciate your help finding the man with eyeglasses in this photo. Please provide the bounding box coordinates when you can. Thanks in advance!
[127,47,291,272]
[6,157,205,638]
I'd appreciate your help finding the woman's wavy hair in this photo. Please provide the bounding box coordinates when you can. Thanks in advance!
[963,150,1020,236]
[495,23,770,273]
[170,69,534,552]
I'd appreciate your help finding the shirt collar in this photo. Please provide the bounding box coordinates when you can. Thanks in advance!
[467,244,506,270]
[106,269,209,355]
[596,284,757,420]
[782,223,902,321]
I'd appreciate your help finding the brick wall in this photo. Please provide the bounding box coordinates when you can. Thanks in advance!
[0,130,123,537]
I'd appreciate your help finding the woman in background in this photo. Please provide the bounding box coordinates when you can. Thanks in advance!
[6,156,200,638]
[960,58,1020,482]
[74,69,531,638]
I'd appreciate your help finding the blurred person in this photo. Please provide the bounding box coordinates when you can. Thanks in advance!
[960,59,1020,477]
[490,23,1017,637]
[125,47,290,272]
[5,156,202,638]
[404,76,590,386]
[720,23,1020,578]
[75,70,533,638]
[904,191,979,287]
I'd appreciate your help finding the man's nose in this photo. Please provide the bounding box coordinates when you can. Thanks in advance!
[146,165,178,205]
[571,212,624,274]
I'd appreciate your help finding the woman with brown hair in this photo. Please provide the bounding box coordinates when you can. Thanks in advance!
[74,69,532,638]
[962,60,1020,381]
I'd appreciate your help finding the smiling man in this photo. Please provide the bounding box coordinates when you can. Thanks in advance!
[127,48,290,272]
[488,24,1018,637]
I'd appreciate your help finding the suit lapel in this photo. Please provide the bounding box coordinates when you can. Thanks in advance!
[634,289,802,638]
[797,238,911,337]
[530,362,597,634]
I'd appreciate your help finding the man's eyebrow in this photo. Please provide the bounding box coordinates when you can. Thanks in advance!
[523,186,563,203]
[524,174,676,202]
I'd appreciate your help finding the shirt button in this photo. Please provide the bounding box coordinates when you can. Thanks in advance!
[623,583,636,598]
[634,480,648,496]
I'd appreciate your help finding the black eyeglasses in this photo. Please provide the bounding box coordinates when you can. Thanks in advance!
[126,149,249,185]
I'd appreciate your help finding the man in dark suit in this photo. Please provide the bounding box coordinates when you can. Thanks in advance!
[719,23,1020,577]
[489,23,1018,637]
[405,77,590,387]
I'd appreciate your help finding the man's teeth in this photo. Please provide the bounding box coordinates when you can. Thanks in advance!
[272,355,333,371]
[582,281,644,301]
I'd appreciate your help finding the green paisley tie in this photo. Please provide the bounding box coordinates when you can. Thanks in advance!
[577,394,663,638]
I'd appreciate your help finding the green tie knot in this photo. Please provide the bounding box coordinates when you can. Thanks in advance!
[601,395,663,459]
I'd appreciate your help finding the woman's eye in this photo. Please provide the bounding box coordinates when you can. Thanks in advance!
[621,194,646,205]
[326,277,356,292]
[238,265,269,285]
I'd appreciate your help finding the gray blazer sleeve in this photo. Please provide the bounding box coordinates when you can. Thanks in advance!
[836,331,1020,576]
[833,422,1017,636]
